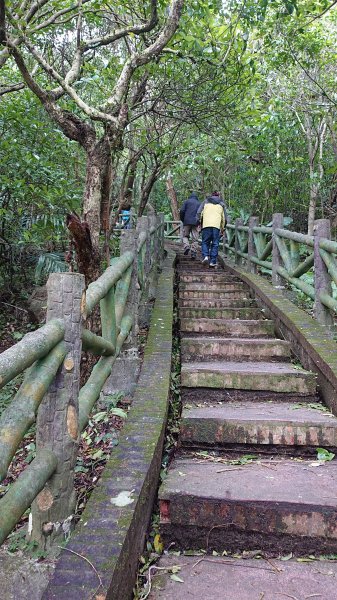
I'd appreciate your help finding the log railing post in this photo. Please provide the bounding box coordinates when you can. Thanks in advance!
[30,272,85,550]
[104,229,141,394]
[137,216,151,327]
[119,229,139,346]
[314,219,334,332]
[159,213,165,259]
[272,213,284,287]
[235,218,243,265]
[223,216,231,259]
[248,216,259,273]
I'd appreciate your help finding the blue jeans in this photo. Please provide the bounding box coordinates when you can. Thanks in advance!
[202,227,220,263]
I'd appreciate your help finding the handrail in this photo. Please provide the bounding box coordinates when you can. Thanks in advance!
[85,251,134,316]
[0,212,165,548]
[0,319,65,389]
[275,228,314,247]
[224,213,337,332]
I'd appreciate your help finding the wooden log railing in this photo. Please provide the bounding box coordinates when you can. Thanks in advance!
[224,214,337,332]
[0,213,165,549]
[165,214,337,332]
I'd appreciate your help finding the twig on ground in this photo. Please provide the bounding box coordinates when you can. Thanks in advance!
[191,556,275,573]
[57,546,103,599]
[263,556,283,572]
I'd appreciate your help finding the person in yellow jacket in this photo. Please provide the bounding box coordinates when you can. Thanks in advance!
[196,191,227,267]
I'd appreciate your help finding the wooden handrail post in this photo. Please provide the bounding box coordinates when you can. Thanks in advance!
[104,229,141,395]
[30,272,85,549]
[223,215,231,259]
[119,229,139,345]
[314,219,334,332]
[248,216,259,273]
[137,216,151,327]
[272,213,284,286]
[235,218,243,265]
[158,212,165,258]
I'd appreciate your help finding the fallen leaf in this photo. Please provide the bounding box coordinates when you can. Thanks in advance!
[170,574,184,583]
[110,490,134,507]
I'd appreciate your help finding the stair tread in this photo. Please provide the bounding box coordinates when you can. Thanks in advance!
[159,457,337,507]
[181,360,312,376]
[181,400,337,425]
[181,336,289,345]
[148,555,337,600]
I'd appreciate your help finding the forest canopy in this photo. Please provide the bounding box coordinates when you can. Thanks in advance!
[1,0,337,284]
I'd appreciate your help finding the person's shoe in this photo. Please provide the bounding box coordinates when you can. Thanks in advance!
[191,251,196,260]
[202,256,209,264]
[209,262,217,268]
[184,247,190,255]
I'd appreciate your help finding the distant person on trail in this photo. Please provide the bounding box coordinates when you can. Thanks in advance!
[179,191,200,260]
[197,191,227,268]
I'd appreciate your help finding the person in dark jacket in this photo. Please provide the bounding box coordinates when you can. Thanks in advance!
[179,192,200,259]
[197,191,227,267]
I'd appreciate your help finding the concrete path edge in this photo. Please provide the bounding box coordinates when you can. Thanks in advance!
[222,257,337,414]
[43,250,176,600]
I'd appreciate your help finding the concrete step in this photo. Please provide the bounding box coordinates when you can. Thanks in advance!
[180,290,251,300]
[178,298,257,308]
[180,400,337,448]
[181,361,316,395]
[179,273,241,283]
[148,555,337,600]
[179,282,247,292]
[181,337,291,362]
[180,318,275,337]
[179,307,263,320]
[159,458,337,554]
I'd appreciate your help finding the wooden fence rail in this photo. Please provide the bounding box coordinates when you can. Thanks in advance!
[165,214,337,332]
[0,214,165,549]
[225,214,337,332]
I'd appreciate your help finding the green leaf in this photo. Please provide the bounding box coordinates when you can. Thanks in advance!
[316,448,335,462]
[109,407,128,419]
[170,574,184,583]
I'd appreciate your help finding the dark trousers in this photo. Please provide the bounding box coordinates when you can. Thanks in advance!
[201,227,220,263]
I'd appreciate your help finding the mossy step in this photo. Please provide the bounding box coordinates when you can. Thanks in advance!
[181,361,316,394]
[179,307,262,320]
[179,273,241,283]
[159,458,337,553]
[179,290,251,300]
[180,400,337,447]
[180,318,275,337]
[178,298,257,308]
[179,282,247,292]
[181,337,291,362]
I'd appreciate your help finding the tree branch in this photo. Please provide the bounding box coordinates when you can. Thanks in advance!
[105,0,184,113]
[0,0,5,45]
[83,0,158,50]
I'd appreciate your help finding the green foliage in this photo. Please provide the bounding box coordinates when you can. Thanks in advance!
[316,447,335,462]
[34,252,67,283]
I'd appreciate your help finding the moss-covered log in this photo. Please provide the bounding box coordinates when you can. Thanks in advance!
[81,328,115,356]
[0,319,65,389]
[85,251,134,316]
[0,341,66,482]
[115,266,132,328]
[78,315,132,431]
[100,257,118,347]
[0,449,57,546]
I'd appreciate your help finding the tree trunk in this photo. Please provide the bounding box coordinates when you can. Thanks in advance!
[166,173,179,220]
[67,135,112,284]
[138,165,160,216]
[110,154,139,229]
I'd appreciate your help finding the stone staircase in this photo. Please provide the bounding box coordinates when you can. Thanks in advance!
[158,256,337,559]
